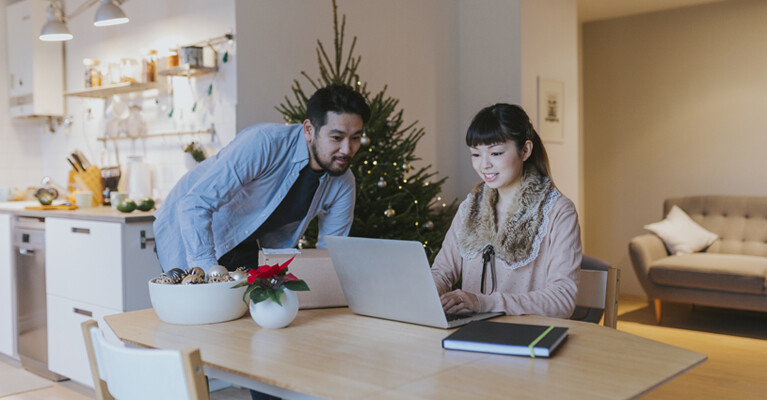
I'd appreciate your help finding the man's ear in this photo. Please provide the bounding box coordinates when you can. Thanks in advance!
[521,140,533,162]
[303,119,314,143]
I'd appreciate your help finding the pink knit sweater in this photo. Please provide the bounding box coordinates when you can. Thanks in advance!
[431,193,582,318]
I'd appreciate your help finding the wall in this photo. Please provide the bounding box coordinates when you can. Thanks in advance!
[582,0,767,296]
[455,0,522,200]
[4,0,579,213]
[26,0,237,197]
[237,0,579,205]
[521,0,580,207]
[236,0,461,200]
[0,0,44,191]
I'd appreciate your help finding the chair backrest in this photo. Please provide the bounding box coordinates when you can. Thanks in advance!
[81,320,209,400]
[570,255,620,328]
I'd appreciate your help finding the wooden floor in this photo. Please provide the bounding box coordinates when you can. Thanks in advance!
[615,296,767,400]
[1,297,766,399]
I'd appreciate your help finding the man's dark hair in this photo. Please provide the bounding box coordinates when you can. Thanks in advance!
[306,84,371,130]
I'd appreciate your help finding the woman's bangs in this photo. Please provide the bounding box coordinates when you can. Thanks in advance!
[466,121,506,147]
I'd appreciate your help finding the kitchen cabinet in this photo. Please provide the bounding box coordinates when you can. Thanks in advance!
[5,0,64,117]
[45,217,161,386]
[0,214,15,359]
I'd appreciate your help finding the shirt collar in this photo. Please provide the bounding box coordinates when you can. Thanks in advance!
[294,124,310,164]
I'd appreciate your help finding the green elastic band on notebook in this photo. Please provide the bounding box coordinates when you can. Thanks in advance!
[528,325,555,358]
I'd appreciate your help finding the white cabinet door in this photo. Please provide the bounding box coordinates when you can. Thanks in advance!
[5,0,35,99]
[47,295,121,387]
[121,223,163,311]
[45,218,123,310]
[0,214,15,358]
[5,0,64,117]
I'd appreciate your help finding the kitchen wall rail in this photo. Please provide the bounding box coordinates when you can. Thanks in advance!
[97,126,216,142]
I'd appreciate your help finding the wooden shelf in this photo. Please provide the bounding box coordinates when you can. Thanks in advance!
[96,127,216,142]
[64,81,169,98]
[158,64,218,78]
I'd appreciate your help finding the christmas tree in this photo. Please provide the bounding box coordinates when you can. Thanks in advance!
[276,0,457,262]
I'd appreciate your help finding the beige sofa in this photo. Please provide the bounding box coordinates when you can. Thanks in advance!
[629,195,767,323]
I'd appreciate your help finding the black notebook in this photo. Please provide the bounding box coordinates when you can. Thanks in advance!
[442,320,568,358]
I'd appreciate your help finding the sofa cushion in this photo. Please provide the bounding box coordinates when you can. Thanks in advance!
[649,253,767,295]
[644,205,718,255]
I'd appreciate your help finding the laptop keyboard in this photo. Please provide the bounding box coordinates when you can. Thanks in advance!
[445,313,474,322]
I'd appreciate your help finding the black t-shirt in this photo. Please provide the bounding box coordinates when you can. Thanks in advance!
[217,165,324,269]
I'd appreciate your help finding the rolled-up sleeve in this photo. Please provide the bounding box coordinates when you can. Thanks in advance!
[178,133,270,268]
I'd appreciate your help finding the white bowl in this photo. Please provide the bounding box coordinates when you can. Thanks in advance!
[148,278,248,325]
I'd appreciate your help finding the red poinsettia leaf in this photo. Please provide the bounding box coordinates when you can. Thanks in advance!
[277,256,296,274]
[252,263,281,279]
[284,273,298,282]
[247,268,259,284]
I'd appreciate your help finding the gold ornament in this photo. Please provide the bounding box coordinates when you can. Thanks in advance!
[384,207,396,218]
[297,236,309,249]
[423,221,434,230]
[360,133,371,146]
[377,177,387,188]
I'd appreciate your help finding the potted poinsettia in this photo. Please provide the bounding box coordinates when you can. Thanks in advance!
[232,256,309,328]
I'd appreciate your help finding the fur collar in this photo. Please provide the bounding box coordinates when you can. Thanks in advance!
[457,169,559,269]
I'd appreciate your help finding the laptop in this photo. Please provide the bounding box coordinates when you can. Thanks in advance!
[325,236,503,329]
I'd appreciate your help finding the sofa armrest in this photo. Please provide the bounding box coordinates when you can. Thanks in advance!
[628,234,669,297]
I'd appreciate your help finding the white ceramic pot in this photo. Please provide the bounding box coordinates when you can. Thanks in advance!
[249,289,299,329]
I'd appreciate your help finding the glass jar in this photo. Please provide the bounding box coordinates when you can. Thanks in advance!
[142,49,157,82]
[167,51,179,69]
[106,61,121,85]
[120,58,140,83]
[83,59,102,87]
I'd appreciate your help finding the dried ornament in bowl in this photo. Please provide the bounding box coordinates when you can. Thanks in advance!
[151,265,239,285]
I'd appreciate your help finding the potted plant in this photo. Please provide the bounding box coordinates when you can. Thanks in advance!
[232,256,309,328]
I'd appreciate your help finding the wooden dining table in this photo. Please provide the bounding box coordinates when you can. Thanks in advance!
[105,308,706,400]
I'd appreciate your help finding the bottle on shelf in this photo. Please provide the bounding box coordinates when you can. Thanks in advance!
[83,58,102,88]
[142,49,158,82]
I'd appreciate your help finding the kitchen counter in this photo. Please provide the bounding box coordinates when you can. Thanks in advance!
[0,201,155,223]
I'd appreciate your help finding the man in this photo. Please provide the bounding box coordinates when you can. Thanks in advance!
[154,84,370,271]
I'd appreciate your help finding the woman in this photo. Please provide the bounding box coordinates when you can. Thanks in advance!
[431,103,581,318]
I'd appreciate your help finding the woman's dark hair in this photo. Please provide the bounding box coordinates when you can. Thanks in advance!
[306,84,371,131]
[466,103,551,177]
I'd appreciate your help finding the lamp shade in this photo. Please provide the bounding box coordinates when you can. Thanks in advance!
[39,19,73,41]
[94,0,129,27]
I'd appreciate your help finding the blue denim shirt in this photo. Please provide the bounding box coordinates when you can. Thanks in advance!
[153,123,356,271]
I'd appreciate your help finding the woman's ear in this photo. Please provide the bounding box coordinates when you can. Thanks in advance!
[521,140,533,162]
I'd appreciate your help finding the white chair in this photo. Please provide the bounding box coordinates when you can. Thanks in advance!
[81,320,210,400]
[570,255,621,328]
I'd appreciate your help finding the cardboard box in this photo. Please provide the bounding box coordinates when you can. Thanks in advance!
[259,248,347,309]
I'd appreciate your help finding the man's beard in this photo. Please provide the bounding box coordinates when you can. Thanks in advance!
[310,142,351,176]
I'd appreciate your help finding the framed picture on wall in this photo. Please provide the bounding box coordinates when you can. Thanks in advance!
[537,77,564,143]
